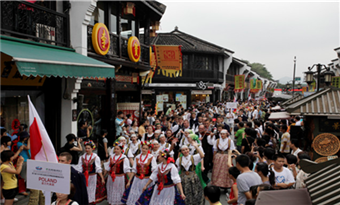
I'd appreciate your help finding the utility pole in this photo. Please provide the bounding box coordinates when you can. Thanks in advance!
[292,56,296,97]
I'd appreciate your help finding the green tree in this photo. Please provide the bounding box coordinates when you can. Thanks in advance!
[242,60,274,80]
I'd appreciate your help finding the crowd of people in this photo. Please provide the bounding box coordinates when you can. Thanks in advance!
[0,99,311,205]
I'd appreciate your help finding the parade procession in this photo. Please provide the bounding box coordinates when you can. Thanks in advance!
[1,1,340,205]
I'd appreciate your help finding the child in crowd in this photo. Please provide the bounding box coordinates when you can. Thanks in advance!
[227,167,240,205]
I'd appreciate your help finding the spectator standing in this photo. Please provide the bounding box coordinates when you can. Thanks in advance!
[236,154,262,205]
[290,139,302,157]
[272,154,295,189]
[97,129,109,162]
[235,122,245,152]
[0,151,24,205]
[17,132,30,196]
[61,134,82,165]
[227,167,240,205]
[204,185,222,205]
[279,125,291,156]
[115,111,125,137]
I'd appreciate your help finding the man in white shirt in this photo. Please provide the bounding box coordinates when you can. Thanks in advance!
[272,154,295,189]
[252,106,259,120]
[226,109,235,130]
[290,139,302,157]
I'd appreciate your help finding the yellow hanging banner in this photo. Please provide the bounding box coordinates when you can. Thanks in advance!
[234,75,245,92]
[154,45,182,78]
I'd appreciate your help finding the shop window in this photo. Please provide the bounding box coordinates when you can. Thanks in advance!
[1,90,45,134]
[182,55,189,70]
[194,55,209,70]
[110,2,118,34]
[121,19,135,39]
[76,93,104,138]
[90,1,106,26]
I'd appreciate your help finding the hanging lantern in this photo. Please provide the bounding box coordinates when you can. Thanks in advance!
[123,2,135,16]
[150,29,156,37]
[152,21,160,31]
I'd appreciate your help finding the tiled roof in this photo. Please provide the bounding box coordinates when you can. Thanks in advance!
[150,28,234,54]
[285,87,340,116]
[281,95,305,106]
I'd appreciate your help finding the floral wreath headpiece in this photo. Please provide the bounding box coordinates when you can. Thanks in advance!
[84,140,96,149]
[114,141,125,151]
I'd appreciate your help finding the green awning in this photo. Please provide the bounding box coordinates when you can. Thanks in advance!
[0,36,115,78]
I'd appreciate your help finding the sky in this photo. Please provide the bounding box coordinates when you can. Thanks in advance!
[157,1,340,83]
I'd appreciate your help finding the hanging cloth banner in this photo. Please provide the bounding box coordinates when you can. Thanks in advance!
[256,80,263,90]
[234,75,245,92]
[250,79,257,93]
[154,45,182,78]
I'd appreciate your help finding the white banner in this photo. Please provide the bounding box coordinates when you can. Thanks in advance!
[27,160,71,194]
[227,102,238,109]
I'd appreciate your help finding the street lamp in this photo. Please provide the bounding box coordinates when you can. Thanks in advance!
[296,82,302,89]
[304,64,333,92]
[286,82,291,89]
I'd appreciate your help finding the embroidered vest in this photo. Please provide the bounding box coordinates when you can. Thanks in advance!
[136,156,153,177]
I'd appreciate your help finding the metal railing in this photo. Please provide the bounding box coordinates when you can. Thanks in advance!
[1,1,69,47]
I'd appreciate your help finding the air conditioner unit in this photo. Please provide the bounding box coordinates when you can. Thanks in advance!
[36,23,55,45]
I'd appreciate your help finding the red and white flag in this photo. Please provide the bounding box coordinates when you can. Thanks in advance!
[233,96,237,102]
[248,93,252,101]
[28,96,58,163]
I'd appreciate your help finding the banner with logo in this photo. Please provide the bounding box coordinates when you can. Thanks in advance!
[234,75,245,92]
[154,45,182,78]
[27,160,71,194]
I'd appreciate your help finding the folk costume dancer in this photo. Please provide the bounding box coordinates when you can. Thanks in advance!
[176,141,205,205]
[122,141,157,205]
[197,124,213,183]
[138,149,185,205]
[104,142,131,205]
[76,140,105,204]
[110,136,134,166]
[127,134,141,158]
[187,134,206,189]
[211,129,235,188]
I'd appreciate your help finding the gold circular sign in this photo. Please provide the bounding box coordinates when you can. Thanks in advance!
[312,133,340,156]
[92,23,110,55]
[127,36,141,62]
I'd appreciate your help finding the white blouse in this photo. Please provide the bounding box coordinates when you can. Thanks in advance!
[175,154,202,171]
[104,154,131,173]
[131,153,157,174]
[142,133,155,141]
[213,137,235,151]
[76,153,102,173]
[151,148,161,159]
[128,141,141,155]
[109,146,134,158]
[159,142,171,151]
[150,163,181,184]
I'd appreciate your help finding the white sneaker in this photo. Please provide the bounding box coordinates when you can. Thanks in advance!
[14,198,18,202]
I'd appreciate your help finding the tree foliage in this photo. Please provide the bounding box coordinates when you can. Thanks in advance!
[242,60,274,80]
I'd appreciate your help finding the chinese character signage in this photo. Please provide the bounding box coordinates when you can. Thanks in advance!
[154,45,182,78]
[1,54,46,86]
[256,80,263,90]
[234,75,245,92]
[92,23,110,55]
[127,36,141,62]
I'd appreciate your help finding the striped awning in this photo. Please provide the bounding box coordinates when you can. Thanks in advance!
[285,88,340,117]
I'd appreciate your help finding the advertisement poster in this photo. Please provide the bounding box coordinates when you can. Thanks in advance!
[163,94,169,102]
[27,160,71,194]
[156,95,164,112]
[179,95,187,109]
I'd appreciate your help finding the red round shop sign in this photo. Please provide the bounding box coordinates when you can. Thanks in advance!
[11,119,20,131]
[127,36,141,62]
[92,23,110,55]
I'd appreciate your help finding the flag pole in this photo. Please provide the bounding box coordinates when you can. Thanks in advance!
[40,140,49,162]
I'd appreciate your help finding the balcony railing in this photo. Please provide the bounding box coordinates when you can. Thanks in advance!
[88,26,150,66]
[1,1,69,47]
